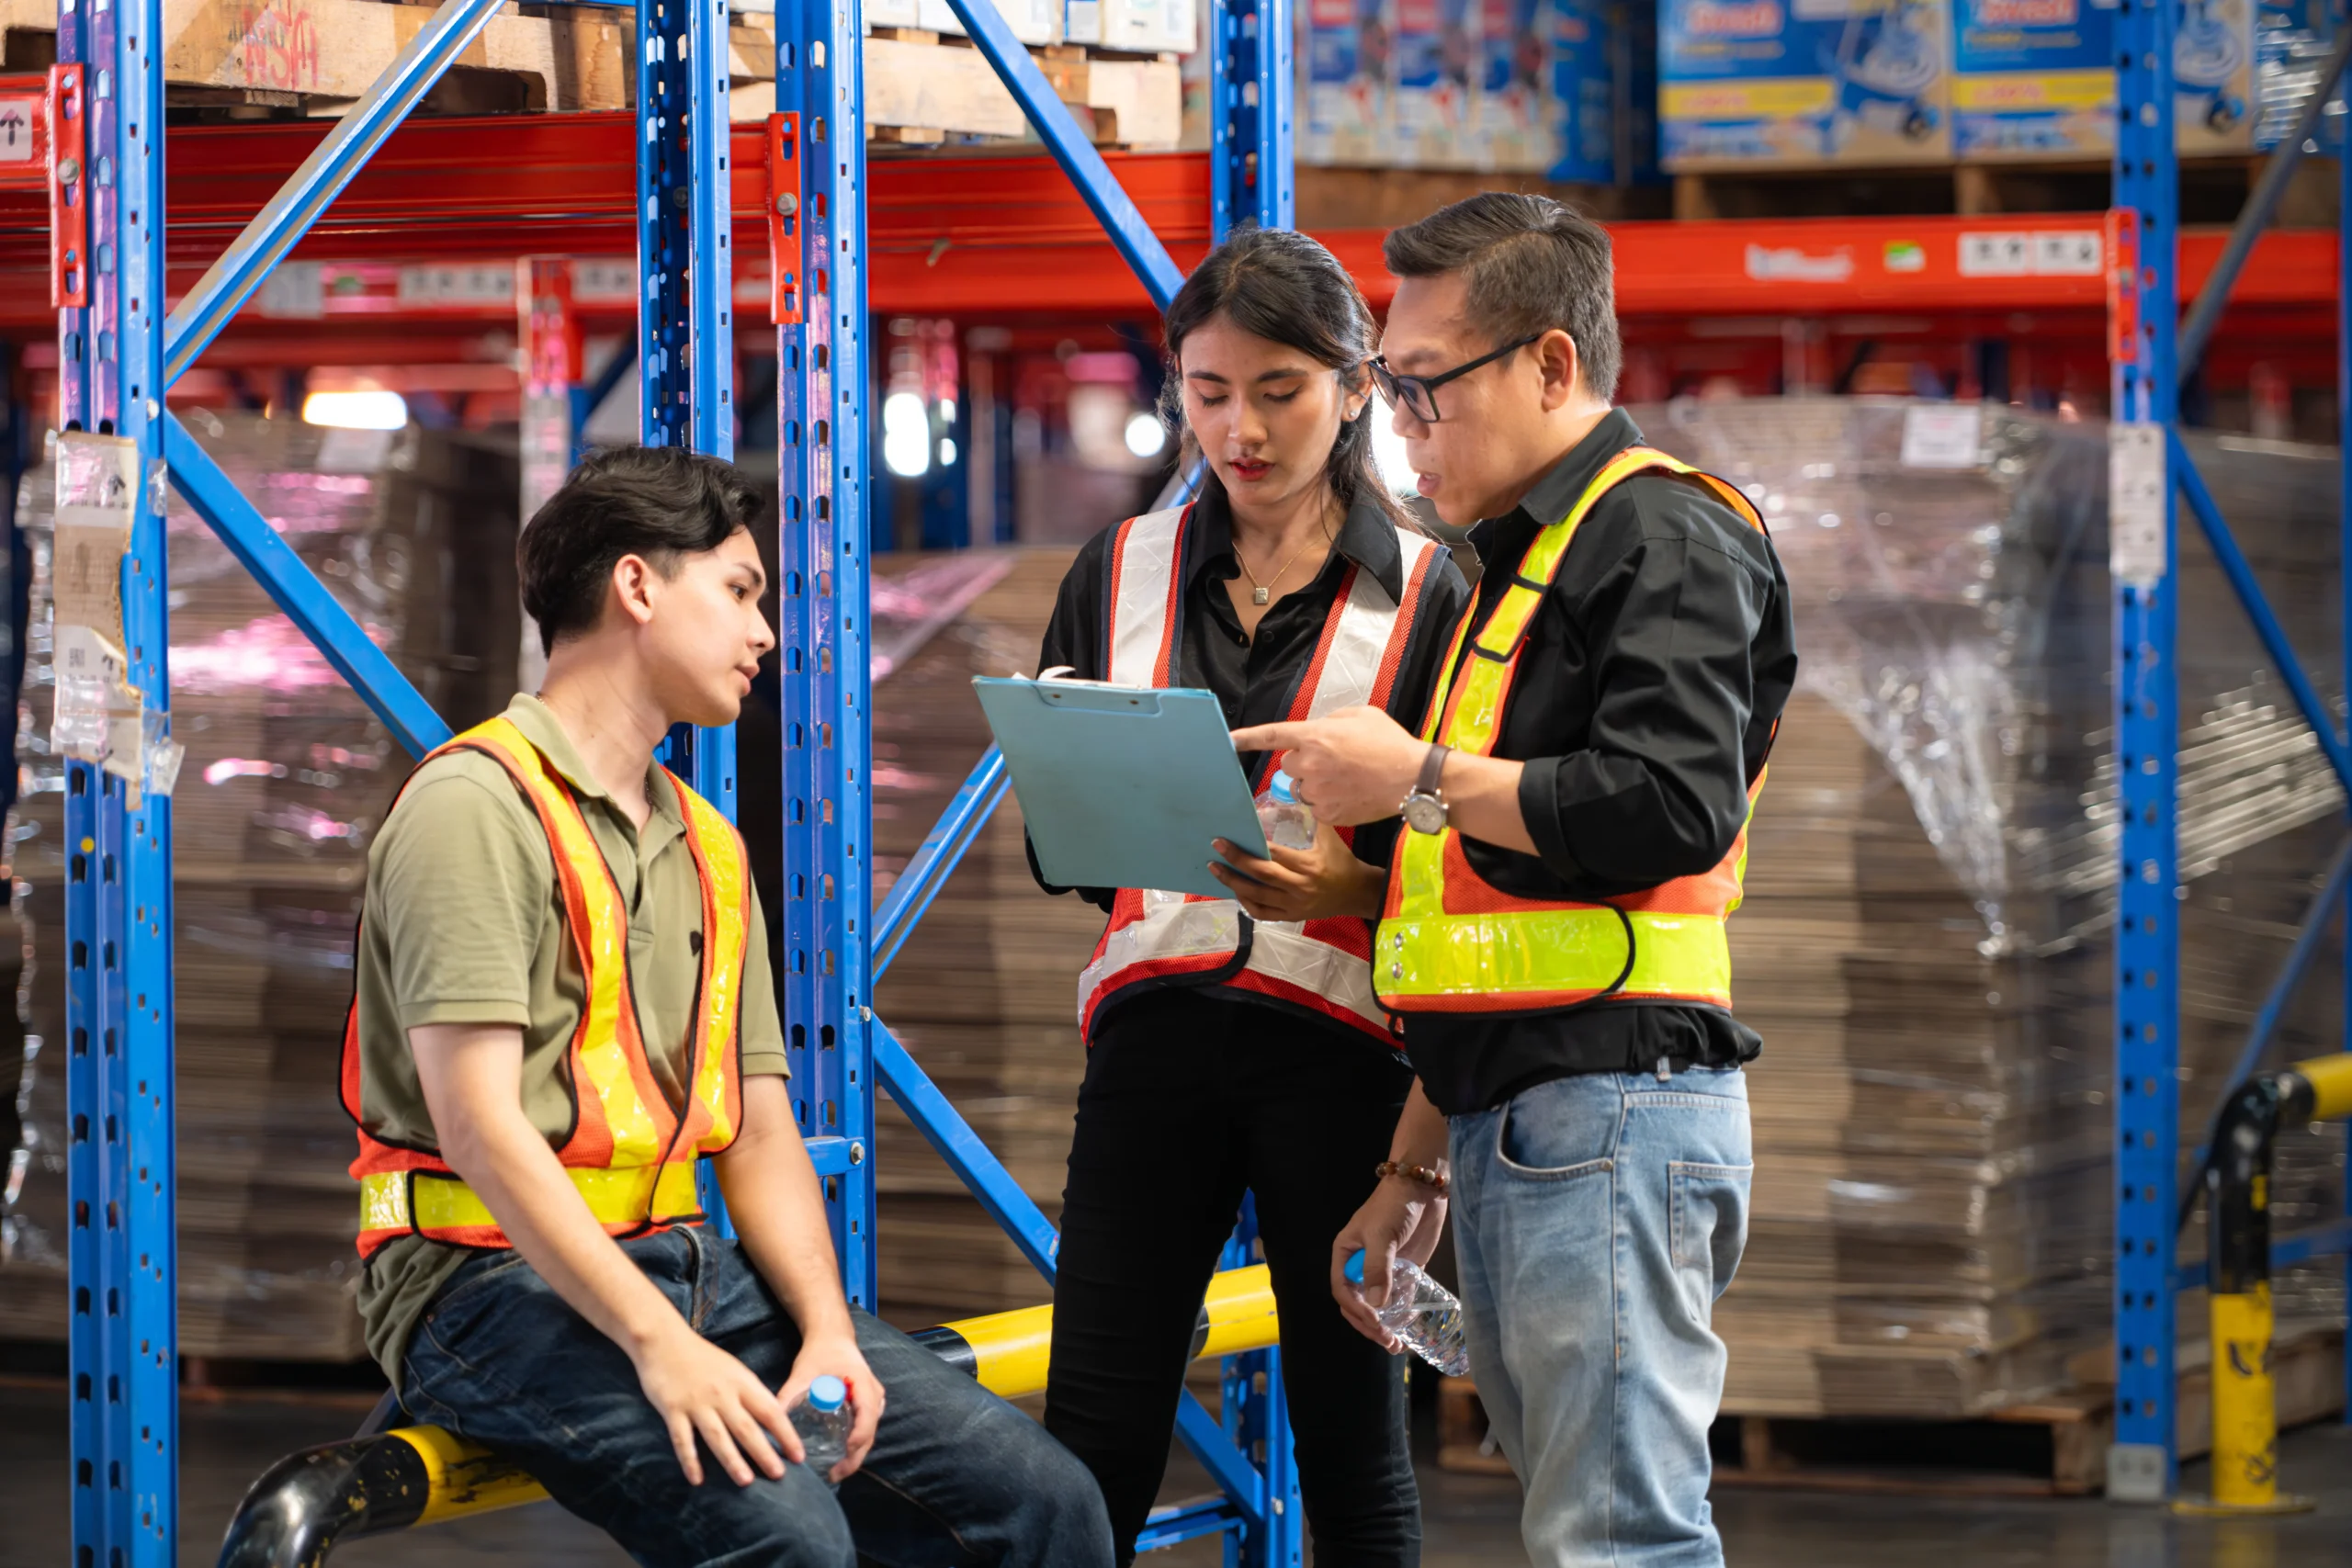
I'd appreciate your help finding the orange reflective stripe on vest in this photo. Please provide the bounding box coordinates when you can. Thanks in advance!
[1080,505,1446,1043]
[1376,446,1770,1015]
[343,716,752,1258]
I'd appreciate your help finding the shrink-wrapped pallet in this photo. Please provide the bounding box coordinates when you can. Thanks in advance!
[0,412,520,1358]
[1634,399,2346,1416]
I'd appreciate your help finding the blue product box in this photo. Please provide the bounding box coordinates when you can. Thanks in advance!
[1661,0,1951,169]
[1951,0,2117,158]
[1301,0,1392,164]
[1481,0,1549,170]
[1549,0,1617,178]
[2255,0,2346,151]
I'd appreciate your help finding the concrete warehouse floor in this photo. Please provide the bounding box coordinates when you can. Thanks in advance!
[4,1376,2351,1566]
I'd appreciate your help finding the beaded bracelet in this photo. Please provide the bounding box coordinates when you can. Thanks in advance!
[1376,1159,1450,1196]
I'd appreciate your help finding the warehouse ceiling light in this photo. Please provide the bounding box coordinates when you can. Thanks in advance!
[883,390,932,478]
[301,389,409,430]
[1123,412,1166,459]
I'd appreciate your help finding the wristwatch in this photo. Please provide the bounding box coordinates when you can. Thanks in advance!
[1401,744,1452,835]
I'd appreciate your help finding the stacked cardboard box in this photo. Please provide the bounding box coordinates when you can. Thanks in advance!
[1635,399,2345,1415]
[0,413,519,1359]
[866,551,1102,1327]
[1296,0,1659,176]
[1664,0,2306,169]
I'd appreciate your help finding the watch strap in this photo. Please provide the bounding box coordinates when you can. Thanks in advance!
[1415,743,1451,799]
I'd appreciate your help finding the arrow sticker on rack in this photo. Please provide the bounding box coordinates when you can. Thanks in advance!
[0,96,32,162]
[2032,231,2103,276]
[1959,231,2031,276]
[1960,230,2103,277]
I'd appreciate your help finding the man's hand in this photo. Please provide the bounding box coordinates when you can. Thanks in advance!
[1331,1177,1449,1352]
[1230,706,1430,827]
[630,1319,803,1487]
[1208,818,1385,922]
[780,1330,886,1483]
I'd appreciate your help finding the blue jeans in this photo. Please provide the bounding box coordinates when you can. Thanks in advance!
[401,1227,1115,1568]
[1448,1067,1752,1568]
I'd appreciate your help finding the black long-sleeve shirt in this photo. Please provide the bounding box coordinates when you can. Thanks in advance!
[1402,409,1799,1115]
[1030,485,1472,1025]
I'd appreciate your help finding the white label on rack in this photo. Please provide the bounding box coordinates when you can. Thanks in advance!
[257,261,325,319]
[571,260,638,305]
[1900,404,1984,470]
[2109,424,2168,588]
[2033,231,2103,276]
[398,264,516,307]
[1958,231,2031,277]
[0,96,36,163]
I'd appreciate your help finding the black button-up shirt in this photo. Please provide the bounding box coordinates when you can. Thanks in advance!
[1402,409,1800,1115]
[1029,486,1472,979]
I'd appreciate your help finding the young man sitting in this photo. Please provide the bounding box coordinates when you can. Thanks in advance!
[345,445,1114,1567]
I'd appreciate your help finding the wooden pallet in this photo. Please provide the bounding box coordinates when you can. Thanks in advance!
[1671,156,2340,224]
[2,0,628,115]
[0,0,1179,146]
[729,25,1179,149]
[1434,1325,2346,1496]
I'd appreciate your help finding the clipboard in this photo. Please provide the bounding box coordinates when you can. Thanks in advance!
[973,674,1267,898]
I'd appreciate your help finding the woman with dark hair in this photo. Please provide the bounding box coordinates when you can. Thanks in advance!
[1030,226,1471,1565]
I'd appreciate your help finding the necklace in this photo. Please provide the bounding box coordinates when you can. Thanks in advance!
[1236,525,1329,606]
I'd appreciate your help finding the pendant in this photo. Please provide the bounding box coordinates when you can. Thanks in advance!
[1252,586,1270,605]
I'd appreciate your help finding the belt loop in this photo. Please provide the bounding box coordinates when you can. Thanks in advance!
[1655,1056,1671,1083]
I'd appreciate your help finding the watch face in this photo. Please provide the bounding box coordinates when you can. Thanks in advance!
[1404,794,1448,835]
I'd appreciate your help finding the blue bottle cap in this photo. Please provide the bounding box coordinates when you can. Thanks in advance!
[808,1375,848,1413]
[1270,770,1299,804]
[1342,1247,1366,1286]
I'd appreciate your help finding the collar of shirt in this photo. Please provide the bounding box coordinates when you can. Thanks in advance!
[500,692,686,861]
[1466,406,1646,568]
[1189,482,1408,604]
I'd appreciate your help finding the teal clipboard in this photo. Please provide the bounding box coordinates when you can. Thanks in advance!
[973,675,1267,898]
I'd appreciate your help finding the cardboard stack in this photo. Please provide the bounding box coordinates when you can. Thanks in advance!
[0,412,519,1359]
[1635,399,2345,1415]
[866,550,1102,1328]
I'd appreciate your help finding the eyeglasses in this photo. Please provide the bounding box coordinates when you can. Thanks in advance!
[1367,335,1540,423]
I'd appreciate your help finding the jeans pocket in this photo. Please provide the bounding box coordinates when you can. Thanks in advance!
[1668,1161,1752,1314]
[1494,1086,1616,1181]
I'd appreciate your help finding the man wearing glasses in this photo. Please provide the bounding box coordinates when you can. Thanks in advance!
[1230,193,1798,1568]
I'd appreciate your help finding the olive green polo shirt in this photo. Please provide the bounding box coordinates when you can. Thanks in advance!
[351,694,789,1387]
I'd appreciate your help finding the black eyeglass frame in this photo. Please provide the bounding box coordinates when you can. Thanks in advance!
[1368,334,1543,423]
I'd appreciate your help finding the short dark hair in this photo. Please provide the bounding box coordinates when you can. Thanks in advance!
[1159,224,1412,531]
[1383,193,1623,403]
[518,445,762,655]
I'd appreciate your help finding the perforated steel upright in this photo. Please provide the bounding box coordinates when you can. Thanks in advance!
[54,0,175,1555]
[772,0,877,1298]
[2107,0,2184,1500]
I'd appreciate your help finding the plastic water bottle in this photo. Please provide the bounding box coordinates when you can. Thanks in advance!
[1258,769,1317,852]
[790,1374,852,1485]
[1345,1248,1470,1375]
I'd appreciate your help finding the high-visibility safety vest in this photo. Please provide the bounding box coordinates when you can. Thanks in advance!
[1077,503,1449,1043]
[1376,446,1770,1016]
[343,715,752,1259]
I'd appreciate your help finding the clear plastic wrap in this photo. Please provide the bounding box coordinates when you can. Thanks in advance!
[1632,399,2346,1415]
[0,412,520,1359]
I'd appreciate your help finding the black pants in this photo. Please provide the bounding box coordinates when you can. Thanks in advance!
[1044,987,1420,1567]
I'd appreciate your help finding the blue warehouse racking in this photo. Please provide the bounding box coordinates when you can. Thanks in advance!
[12,0,2352,1549]
[40,0,1313,1559]
[2107,0,2352,1502]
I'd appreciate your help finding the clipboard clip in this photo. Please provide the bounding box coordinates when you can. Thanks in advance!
[990,670,1172,716]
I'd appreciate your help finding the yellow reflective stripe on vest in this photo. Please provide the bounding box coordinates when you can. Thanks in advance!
[361,1162,703,1238]
[675,780,749,1149]
[465,717,666,1168]
[1378,908,1731,1005]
